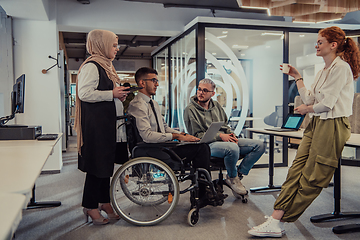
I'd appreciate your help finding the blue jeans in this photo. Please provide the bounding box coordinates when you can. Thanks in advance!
[209,138,265,178]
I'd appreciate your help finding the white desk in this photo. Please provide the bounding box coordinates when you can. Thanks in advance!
[0,145,54,204]
[246,128,360,234]
[0,193,26,240]
[229,117,262,138]
[229,117,262,121]
[0,137,62,148]
[0,135,62,206]
[0,135,62,239]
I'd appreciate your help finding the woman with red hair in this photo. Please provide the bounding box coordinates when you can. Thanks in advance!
[248,26,360,237]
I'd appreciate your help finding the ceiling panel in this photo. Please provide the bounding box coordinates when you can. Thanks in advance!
[61,32,169,60]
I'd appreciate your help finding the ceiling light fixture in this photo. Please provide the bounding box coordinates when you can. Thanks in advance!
[315,18,343,24]
[222,31,228,34]
[217,35,227,39]
[232,45,249,49]
[293,21,316,24]
[240,5,271,16]
[261,32,283,36]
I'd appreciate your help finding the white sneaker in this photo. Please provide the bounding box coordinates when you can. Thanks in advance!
[248,216,285,238]
[225,175,247,195]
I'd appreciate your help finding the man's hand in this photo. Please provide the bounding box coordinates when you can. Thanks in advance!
[172,133,200,142]
[219,133,238,143]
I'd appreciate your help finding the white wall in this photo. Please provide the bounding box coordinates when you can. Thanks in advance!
[243,39,283,128]
[0,8,14,119]
[13,17,63,171]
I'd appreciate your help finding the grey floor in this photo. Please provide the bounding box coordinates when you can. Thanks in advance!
[14,136,360,240]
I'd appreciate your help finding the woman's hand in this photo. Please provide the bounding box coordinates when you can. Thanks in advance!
[294,104,314,115]
[113,86,129,101]
[280,64,302,80]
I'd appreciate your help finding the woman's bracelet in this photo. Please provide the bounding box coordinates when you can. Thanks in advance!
[295,77,303,83]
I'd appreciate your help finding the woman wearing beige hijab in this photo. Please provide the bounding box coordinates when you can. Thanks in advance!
[74,29,129,225]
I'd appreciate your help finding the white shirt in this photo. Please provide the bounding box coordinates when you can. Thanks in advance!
[298,56,354,119]
[78,62,126,142]
[77,63,113,102]
[127,92,180,143]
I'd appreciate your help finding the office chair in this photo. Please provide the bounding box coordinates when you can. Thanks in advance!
[263,107,282,153]
[209,156,248,203]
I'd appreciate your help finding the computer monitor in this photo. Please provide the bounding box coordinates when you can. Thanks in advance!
[13,74,25,114]
[0,74,26,127]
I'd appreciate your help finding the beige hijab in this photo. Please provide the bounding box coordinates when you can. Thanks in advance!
[74,29,121,154]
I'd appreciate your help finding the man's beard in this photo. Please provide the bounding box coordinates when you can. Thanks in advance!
[197,97,210,104]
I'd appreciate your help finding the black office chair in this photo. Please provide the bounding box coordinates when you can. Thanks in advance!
[209,156,248,203]
[110,115,226,227]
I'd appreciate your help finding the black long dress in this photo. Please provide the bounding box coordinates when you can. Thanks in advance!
[78,61,117,178]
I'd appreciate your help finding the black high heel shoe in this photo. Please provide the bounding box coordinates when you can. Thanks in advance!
[83,208,109,225]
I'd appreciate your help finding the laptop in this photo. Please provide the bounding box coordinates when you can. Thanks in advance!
[179,121,223,145]
[265,113,305,132]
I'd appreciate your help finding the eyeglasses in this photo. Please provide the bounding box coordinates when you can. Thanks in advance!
[197,88,213,93]
[143,78,159,84]
[315,41,323,47]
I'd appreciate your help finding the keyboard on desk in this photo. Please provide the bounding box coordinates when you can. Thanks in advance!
[36,134,58,141]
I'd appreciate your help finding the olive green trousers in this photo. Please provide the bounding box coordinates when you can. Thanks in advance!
[274,116,351,222]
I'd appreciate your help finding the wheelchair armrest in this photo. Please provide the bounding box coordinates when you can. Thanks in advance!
[136,141,180,148]
[135,141,183,163]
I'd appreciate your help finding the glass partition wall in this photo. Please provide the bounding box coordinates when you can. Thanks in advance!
[153,48,169,122]
[170,30,196,130]
[205,28,284,137]
[152,22,360,167]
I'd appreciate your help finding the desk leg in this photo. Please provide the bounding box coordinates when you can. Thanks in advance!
[250,135,282,193]
[310,159,360,226]
[27,184,61,209]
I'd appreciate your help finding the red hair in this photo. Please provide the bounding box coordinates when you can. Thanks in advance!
[319,26,360,79]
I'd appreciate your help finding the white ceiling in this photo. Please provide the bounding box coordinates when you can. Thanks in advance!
[0,0,50,21]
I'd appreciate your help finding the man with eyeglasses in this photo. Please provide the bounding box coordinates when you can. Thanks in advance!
[184,78,265,196]
[128,67,223,206]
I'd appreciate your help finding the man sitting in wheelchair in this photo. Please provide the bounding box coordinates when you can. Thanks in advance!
[127,67,226,208]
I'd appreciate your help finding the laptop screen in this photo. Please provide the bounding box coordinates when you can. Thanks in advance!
[282,114,305,129]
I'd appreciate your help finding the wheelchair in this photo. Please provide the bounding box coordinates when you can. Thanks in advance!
[110,115,247,227]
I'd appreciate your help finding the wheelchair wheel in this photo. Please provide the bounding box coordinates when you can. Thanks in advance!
[110,157,180,226]
[187,208,199,226]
